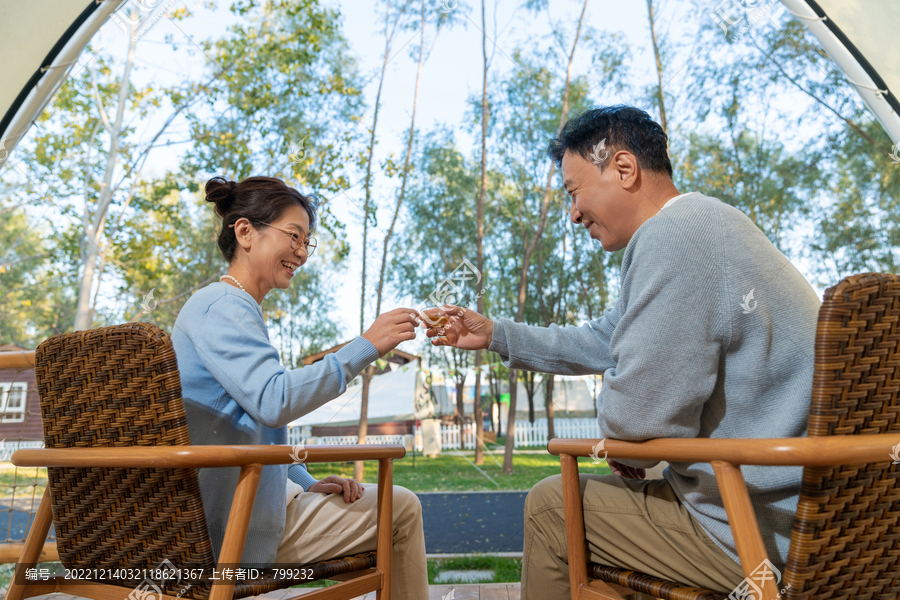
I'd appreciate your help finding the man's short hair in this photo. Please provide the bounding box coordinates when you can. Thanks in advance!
[548,105,673,178]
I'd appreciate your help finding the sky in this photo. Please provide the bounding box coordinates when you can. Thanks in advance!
[12,0,832,356]
[291,0,827,347]
[309,0,675,346]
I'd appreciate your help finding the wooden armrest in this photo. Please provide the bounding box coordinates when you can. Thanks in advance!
[554,439,792,598]
[547,433,898,466]
[11,444,406,468]
[0,350,36,370]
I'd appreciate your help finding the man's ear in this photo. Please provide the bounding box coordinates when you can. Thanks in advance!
[612,151,639,189]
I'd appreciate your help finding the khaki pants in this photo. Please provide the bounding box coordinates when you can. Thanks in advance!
[522,472,746,600]
[276,483,428,600]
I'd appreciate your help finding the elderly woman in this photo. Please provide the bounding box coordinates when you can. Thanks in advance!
[171,175,428,599]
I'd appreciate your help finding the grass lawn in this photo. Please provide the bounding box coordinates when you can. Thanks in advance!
[0,441,613,495]
[306,441,612,492]
[427,555,522,583]
[0,463,45,499]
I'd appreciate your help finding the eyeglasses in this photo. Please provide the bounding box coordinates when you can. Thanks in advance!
[265,224,317,255]
[230,222,317,255]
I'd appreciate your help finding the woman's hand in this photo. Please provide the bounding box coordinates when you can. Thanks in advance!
[421,305,493,351]
[362,307,420,356]
[308,475,365,503]
[608,459,645,480]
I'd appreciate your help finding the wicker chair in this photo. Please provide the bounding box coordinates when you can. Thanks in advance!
[6,323,400,600]
[548,272,900,600]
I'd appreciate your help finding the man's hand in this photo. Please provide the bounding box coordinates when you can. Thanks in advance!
[307,475,365,503]
[362,307,419,356]
[608,459,645,480]
[420,305,493,350]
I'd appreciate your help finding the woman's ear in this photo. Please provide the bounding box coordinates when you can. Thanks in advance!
[233,218,254,252]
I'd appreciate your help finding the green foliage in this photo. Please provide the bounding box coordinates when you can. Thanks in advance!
[390,131,480,379]
[807,120,900,281]
[681,3,898,284]
[1,0,361,358]
[184,0,362,204]
[0,205,55,346]
[4,0,900,374]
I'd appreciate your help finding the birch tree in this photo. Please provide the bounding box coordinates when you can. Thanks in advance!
[355,0,415,481]
[499,0,589,474]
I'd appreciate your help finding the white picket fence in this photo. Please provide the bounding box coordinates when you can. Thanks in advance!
[0,420,601,461]
[288,432,409,447]
[513,418,601,447]
[0,440,45,462]
[290,418,601,451]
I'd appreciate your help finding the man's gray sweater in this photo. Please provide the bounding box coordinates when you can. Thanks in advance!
[488,192,822,570]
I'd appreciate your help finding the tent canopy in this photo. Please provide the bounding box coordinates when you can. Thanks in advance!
[0,1,125,162]
[780,0,900,143]
[289,362,434,428]
[2,0,898,161]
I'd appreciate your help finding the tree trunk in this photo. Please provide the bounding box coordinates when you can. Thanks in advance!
[646,0,668,134]
[488,386,495,433]
[375,0,426,316]
[357,2,401,482]
[455,379,466,450]
[488,364,499,434]
[354,365,374,481]
[524,370,535,424]
[503,0,588,472]
[473,0,492,467]
[545,374,556,440]
[73,11,138,331]
[474,354,483,461]
[502,368,517,474]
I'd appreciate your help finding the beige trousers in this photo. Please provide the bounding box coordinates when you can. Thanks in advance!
[522,472,746,600]
[276,481,428,600]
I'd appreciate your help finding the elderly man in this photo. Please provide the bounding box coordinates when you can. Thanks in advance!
[424,105,821,599]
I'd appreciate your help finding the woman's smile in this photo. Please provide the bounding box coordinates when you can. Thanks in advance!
[281,259,299,276]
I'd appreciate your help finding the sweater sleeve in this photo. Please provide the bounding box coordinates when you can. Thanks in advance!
[598,219,727,468]
[287,463,318,491]
[185,293,380,428]
[487,309,617,376]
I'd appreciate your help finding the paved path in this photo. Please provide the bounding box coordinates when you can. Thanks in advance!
[418,491,528,555]
[0,502,52,540]
[2,492,530,556]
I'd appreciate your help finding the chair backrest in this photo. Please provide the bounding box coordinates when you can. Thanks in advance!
[34,323,217,599]
[784,273,900,598]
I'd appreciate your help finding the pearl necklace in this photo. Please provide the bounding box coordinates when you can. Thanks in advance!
[220,275,246,292]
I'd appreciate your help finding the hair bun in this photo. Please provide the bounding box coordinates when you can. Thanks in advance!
[205,176,237,216]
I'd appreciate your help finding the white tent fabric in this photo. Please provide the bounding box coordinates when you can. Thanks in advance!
[510,378,596,413]
[433,374,598,416]
[780,0,900,144]
[0,1,126,163]
[288,363,434,427]
[1,1,897,163]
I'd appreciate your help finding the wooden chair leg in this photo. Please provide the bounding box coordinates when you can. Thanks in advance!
[561,454,591,599]
[209,463,263,600]
[376,458,393,600]
[712,461,779,600]
[5,487,54,600]
[560,455,628,600]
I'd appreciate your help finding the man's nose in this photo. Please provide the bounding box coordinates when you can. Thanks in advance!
[570,200,582,224]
